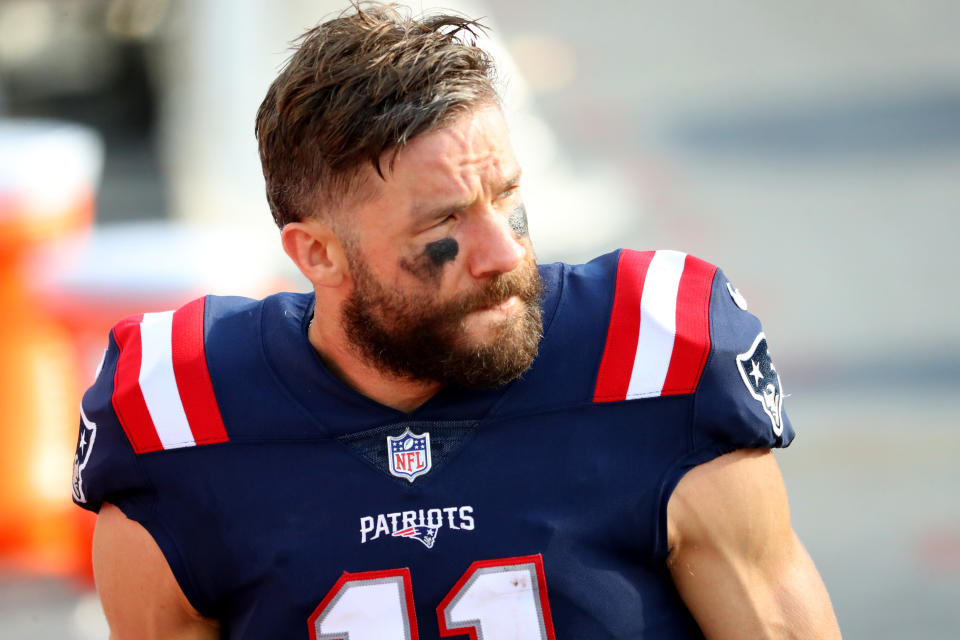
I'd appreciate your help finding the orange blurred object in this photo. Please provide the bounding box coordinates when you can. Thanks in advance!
[0,120,103,581]
[2,121,290,585]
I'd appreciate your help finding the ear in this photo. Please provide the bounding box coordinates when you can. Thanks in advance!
[281,219,349,288]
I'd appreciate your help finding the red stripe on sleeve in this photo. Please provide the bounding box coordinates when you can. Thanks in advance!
[661,255,716,395]
[171,297,228,445]
[593,250,656,402]
[111,315,164,453]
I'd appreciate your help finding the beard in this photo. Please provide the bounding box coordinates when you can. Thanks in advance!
[340,251,544,388]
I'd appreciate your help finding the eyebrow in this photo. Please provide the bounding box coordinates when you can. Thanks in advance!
[411,169,523,225]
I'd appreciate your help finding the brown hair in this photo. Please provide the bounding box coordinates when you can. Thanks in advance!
[255,2,498,228]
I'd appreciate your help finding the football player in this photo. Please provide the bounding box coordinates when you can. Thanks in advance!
[75,3,842,638]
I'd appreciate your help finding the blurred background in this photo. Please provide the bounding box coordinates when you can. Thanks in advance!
[0,0,957,637]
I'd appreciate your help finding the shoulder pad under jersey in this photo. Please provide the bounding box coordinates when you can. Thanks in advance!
[72,296,232,512]
[591,249,794,449]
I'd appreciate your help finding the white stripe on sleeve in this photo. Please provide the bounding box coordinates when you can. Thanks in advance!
[626,250,685,399]
[138,311,196,449]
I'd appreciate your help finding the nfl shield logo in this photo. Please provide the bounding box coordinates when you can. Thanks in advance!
[387,429,432,483]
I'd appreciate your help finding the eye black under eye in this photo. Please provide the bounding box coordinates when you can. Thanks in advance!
[424,237,459,267]
[508,204,528,237]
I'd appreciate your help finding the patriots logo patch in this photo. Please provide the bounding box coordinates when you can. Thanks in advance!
[392,525,440,549]
[72,406,97,503]
[736,333,784,436]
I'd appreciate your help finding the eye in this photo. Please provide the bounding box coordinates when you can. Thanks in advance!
[497,186,518,201]
[423,213,456,233]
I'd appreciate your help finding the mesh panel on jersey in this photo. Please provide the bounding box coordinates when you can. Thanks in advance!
[337,420,479,484]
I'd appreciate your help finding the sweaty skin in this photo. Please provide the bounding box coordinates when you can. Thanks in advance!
[400,203,524,287]
[508,204,528,238]
[400,237,460,283]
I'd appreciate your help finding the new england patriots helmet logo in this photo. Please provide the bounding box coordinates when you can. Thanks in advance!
[391,525,440,548]
[736,333,785,436]
[72,407,97,503]
[387,429,432,483]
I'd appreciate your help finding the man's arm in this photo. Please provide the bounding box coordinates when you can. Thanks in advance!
[93,503,221,640]
[667,448,841,639]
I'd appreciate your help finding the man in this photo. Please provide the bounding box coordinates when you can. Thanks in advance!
[73,4,842,638]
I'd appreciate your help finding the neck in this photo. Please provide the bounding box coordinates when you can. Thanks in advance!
[307,306,442,413]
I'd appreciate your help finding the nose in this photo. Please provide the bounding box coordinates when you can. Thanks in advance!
[466,208,527,279]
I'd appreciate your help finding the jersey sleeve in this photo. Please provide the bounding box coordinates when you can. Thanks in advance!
[70,299,229,618]
[71,328,154,518]
[589,249,795,451]
[691,266,795,453]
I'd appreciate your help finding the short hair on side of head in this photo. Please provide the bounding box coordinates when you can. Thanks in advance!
[255,1,499,229]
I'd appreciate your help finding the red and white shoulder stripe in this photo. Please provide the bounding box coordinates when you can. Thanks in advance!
[593,250,717,402]
[110,297,229,453]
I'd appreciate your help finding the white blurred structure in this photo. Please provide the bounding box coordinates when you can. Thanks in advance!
[0,120,103,225]
[154,0,631,267]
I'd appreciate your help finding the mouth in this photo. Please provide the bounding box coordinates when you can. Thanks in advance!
[461,296,521,330]
[475,296,519,314]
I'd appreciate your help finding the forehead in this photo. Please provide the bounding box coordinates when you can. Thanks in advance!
[384,106,518,201]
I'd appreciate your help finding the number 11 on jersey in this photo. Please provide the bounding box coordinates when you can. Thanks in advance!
[308,555,556,640]
[438,555,556,640]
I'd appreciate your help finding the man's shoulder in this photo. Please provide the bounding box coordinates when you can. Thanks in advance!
[535,248,724,394]
[511,249,716,409]
[538,247,794,448]
[521,249,792,437]
[108,291,310,345]
[73,289,321,511]
[542,248,722,332]
[92,290,314,449]
[202,290,313,349]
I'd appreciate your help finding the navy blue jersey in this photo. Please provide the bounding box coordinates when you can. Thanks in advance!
[72,249,794,639]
